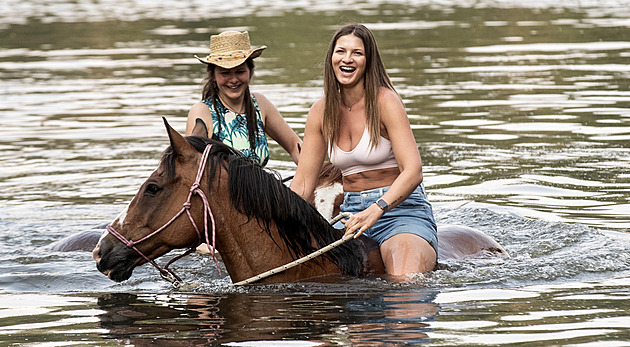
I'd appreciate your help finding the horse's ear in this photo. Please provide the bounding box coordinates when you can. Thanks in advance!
[163,117,194,156]
[190,118,209,138]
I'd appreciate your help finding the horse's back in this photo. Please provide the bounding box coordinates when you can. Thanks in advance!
[437,224,509,260]
[309,165,508,262]
[47,228,103,252]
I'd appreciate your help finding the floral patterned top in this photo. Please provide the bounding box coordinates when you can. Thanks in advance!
[202,96,269,166]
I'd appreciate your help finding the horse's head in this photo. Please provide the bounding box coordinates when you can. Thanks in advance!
[93,118,212,282]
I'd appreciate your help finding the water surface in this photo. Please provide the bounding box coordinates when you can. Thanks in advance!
[1,0,630,345]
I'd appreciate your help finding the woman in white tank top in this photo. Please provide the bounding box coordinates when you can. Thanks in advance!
[290,24,438,278]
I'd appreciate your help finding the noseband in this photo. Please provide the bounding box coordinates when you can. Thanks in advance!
[105,144,219,287]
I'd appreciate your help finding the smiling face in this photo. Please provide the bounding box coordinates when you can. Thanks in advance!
[214,62,251,104]
[331,34,366,88]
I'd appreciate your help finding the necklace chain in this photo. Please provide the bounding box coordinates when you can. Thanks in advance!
[344,94,364,111]
[219,95,244,114]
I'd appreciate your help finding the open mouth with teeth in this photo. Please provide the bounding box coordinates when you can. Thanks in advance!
[340,66,356,74]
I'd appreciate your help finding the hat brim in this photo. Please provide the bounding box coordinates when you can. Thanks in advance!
[195,46,266,69]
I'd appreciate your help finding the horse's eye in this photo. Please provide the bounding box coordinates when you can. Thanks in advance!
[145,183,162,196]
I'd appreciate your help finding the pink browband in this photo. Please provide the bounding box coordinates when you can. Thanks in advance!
[105,144,219,286]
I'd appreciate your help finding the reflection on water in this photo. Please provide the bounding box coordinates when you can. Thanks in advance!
[1,0,630,345]
[0,291,439,345]
[2,280,630,345]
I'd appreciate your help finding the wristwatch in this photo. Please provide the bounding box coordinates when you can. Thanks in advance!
[375,198,389,211]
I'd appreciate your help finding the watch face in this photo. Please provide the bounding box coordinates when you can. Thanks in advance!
[376,199,388,210]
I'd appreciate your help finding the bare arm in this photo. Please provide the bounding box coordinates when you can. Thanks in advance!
[375,88,423,209]
[254,92,302,164]
[185,102,213,136]
[289,99,327,200]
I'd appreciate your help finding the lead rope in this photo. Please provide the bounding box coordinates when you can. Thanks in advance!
[232,212,355,286]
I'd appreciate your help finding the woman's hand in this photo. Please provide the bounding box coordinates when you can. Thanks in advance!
[342,203,384,238]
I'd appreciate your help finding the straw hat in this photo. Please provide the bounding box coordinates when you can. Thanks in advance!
[195,31,266,69]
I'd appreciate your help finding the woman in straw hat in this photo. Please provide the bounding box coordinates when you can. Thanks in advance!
[186,31,301,166]
[290,24,437,278]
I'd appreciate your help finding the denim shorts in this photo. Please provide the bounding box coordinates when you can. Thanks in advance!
[335,183,438,256]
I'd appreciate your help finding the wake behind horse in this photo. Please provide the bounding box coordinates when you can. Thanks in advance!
[90,119,507,284]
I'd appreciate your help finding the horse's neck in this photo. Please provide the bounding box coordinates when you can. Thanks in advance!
[210,199,345,283]
[202,165,346,284]
[209,201,296,282]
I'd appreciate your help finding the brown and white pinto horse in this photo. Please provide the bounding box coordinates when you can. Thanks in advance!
[92,119,507,284]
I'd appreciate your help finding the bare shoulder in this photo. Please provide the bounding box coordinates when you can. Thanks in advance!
[189,102,211,115]
[377,87,402,105]
[252,92,272,107]
[252,91,267,102]
[252,92,279,117]
[309,98,325,115]
[304,98,325,125]
[377,87,405,122]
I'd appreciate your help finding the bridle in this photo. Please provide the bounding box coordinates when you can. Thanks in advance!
[102,143,357,287]
[105,145,219,287]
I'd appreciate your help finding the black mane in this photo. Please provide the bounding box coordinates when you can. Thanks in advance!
[163,136,365,277]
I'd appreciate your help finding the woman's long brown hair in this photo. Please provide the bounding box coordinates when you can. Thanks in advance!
[322,23,396,150]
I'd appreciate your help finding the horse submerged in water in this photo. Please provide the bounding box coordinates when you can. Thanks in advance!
[91,118,507,285]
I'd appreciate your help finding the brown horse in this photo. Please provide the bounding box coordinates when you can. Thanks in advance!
[94,118,386,284]
[92,118,508,285]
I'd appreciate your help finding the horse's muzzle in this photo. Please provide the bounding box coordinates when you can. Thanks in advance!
[93,238,139,282]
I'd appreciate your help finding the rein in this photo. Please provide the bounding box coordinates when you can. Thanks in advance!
[105,145,219,287]
[232,212,355,286]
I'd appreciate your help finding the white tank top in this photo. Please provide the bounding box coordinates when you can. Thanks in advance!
[329,128,398,176]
